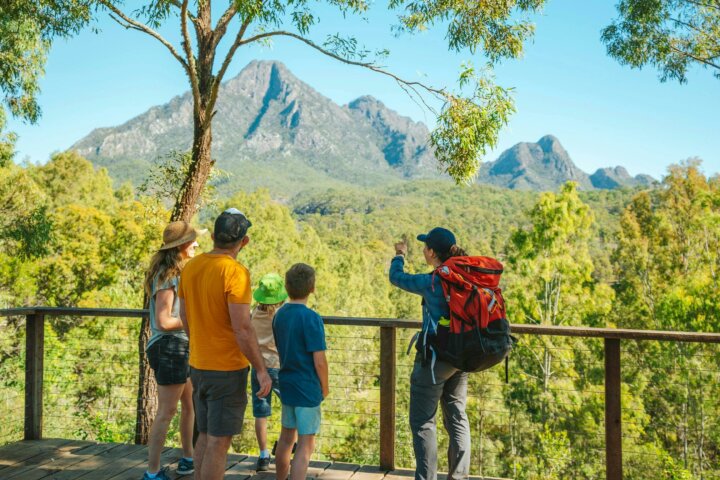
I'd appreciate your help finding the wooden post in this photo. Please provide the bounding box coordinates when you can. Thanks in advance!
[605,338,622,480]
[24,313,45,440]
[379,326,396,471]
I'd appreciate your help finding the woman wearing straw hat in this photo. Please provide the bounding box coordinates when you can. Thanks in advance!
[143,221,205,480]
[250,273,288,472]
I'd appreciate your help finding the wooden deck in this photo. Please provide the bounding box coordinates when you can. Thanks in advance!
[0,439,508,480]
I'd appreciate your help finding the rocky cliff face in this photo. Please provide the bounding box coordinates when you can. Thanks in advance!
[478,135,594,190]
[72,60,442,191]
[71,60,654,194]
[589,166,656,189]
[477,135,654,190]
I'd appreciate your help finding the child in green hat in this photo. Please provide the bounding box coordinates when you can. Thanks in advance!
[251,273,287,471]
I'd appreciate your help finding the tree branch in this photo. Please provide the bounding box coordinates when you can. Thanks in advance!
[213,4,238,49]
[180,0,201,117]
[669,44,720,70]
[205,16,253,126]
[166,0,198,24]
[99,1,189,71]
[682,0,720,12]
[669,16,719,41]
[240,31,447,98]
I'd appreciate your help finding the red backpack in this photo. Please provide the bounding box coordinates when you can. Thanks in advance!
[431,256,514,372]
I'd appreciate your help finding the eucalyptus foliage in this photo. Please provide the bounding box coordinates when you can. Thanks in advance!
[602,0,720,82]
[3,155,720,477]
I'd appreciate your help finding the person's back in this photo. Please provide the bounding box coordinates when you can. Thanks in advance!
[272,263,328,480]
[389,227,471,480]
[178,208,272,480]
[248,273,286,472]
[273,302,325,406]
[181,252,251,371]
[142,221,203,480]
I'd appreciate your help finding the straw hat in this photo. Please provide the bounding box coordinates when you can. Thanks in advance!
[159,221,206,250]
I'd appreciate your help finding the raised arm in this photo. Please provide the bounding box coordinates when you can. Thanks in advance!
[229,303,271,397]
[389,255,432,294]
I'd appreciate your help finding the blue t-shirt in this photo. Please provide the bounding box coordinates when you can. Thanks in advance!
[272,303,326,407]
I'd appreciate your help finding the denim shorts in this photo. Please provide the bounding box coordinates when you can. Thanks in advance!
[250,367,281,418]
[190,367,249,436]
[146,335,189,386]
[281,404,322,435]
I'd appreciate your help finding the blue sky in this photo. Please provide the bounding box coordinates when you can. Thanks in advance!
[7,0,720,179]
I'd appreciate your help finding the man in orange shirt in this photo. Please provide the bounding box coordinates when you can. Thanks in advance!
[179,208,272,480]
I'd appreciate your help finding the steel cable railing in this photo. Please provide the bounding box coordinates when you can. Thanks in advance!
[2,307,720,480]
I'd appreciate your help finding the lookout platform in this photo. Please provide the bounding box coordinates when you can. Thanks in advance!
[0,439,506,480]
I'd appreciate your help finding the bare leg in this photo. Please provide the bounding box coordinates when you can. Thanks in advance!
[196,434,232,480]
[194,433,207,477]
[179,378,194,458]
[147,384,185,473]
[275,427,297,480]
[289,434,315,480]
[255,417,268,453]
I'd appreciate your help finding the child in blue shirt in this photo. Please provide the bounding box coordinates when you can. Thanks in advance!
[273,263,328,480]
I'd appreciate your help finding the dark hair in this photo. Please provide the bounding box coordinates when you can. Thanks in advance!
[285,263,316,299]
[214,212,251,249]
[436,244,468,263]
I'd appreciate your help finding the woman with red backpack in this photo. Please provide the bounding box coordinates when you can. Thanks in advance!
[389,227,471,480]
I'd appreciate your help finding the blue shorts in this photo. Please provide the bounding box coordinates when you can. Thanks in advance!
[281,404,322,435]
[250,367,281,418]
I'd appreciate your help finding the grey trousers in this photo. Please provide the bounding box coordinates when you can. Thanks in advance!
[409,355,470,480]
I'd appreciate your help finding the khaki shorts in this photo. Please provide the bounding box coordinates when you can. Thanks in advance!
[190,367,249,436]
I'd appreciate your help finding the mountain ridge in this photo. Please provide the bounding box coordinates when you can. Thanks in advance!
[71,60,655,195]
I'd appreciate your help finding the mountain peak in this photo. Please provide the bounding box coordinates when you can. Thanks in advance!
[348,95,382,108]
[480,136,591,190]
[589,166,655,189]
[70,59,441,191]
[537,134,568,156]
[346,95,434,174]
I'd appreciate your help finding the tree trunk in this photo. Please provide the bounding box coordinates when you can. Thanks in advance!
[135,1,217,445]
[134,314,157,444]
[172,122,214,221]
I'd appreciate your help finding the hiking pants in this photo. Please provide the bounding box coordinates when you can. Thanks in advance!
[409,355,470,480]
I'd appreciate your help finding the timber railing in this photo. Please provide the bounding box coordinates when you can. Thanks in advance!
[2,307,720,480]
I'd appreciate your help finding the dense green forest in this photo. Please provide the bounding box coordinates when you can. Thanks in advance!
[1,153,719,479]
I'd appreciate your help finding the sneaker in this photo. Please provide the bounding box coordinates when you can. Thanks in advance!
[143,466,172,480]
[256,456,271,472]
[177,458,195,476]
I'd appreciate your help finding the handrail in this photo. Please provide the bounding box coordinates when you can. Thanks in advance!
[4,305,720,479]
[3,307,720,343]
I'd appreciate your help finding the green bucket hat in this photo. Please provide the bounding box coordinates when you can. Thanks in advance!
[253,273,288,305]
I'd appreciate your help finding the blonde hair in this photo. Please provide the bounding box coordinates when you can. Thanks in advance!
[257,301,285,317]
[143,247,187,304]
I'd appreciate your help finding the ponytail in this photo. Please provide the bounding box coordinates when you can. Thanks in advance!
[437,244,468,263]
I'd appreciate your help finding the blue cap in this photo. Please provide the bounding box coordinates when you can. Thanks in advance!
[417,227,456,254]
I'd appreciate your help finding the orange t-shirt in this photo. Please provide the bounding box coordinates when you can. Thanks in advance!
[178,253,252,371]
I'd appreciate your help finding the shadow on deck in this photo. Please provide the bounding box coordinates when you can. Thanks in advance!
[0,439,509,480]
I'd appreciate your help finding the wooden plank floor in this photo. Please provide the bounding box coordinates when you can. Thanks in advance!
[0,440,510,480]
